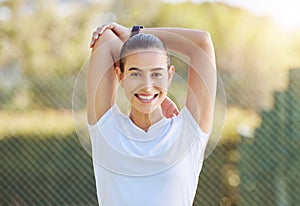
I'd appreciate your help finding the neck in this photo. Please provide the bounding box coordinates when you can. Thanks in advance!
[129,107,164,132]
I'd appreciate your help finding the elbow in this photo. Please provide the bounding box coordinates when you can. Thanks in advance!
[195,31,215,65]
[196,31,213,48]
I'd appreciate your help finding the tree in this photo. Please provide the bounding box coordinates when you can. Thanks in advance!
[0,0,105,109]
[238,69,300,205]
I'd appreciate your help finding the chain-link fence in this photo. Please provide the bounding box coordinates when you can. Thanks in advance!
[1,67,299,206]
[237,69,300,206]
[1,1,300,205]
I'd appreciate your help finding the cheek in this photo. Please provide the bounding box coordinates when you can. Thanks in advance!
[154,78,169,90]
[122,78,141,94]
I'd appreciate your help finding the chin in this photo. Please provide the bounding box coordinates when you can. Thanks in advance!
[131,104,160,114]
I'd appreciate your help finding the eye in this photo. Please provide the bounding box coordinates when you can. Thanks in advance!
[152,72,163,77]
[130,72,142,77]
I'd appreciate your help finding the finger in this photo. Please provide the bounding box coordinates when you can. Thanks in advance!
[174,108,179,115]
[99,22,116,34]
[92,26,104,38]
[91,31,98,42]
[99,24,109,35]
[108,22,116,30]
[166,106,174,118]
[93,32,99,40]
[96,27,102,34]
[90,25,105,48]
[90,23,116,48]
[90,39,95,48]
[169,106,179,117]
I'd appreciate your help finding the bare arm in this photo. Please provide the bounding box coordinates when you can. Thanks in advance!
[141,28,215,65]
[141,28,217,133]
[87,29,123,125]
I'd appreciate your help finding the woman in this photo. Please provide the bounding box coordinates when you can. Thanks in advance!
[87,23,216,206]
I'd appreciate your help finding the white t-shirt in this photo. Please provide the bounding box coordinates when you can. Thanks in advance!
[88,104,209,206]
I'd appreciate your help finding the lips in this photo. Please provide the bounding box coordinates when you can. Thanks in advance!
[134,93,159,103]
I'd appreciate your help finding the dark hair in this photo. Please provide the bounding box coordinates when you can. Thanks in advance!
[119,33,170,73]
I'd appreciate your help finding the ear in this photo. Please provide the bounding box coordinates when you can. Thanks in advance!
[116,67,124,86]
[168,65,175,86]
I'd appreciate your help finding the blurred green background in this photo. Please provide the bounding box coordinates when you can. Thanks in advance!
[1,0,300,205]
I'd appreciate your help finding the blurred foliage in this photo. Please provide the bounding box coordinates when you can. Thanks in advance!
[0,0,90,76]
[0,110,74,139]
[238,69,300,205]
[0,0,107,110]
[221,106,261,142]
[110,0,161,26]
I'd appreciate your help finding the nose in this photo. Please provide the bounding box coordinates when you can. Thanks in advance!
[142,75,153,90]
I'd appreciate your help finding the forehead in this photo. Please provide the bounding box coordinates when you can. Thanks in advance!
[124,50,168,70]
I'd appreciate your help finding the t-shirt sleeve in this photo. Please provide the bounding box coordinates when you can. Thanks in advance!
[180,106,210,145]
[87,105,114,140]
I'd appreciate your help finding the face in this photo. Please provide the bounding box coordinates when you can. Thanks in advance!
[117,49,174,114]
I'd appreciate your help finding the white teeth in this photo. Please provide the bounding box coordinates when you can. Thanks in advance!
[138,95,155,100]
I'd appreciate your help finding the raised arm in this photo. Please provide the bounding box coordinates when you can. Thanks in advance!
[87,29,123,125]
[141,28,215,65]
[141,28,217,133]
[89,23,180,119]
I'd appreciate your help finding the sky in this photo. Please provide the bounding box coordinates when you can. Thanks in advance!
[163,0,300,30]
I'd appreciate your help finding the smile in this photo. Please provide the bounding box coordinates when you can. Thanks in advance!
[134,94,159,103]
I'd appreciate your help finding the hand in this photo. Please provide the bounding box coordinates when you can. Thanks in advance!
[161,97,179,118]
[90,22,130,48]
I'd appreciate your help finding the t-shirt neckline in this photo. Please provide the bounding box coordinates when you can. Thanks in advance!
[111,104,169,142]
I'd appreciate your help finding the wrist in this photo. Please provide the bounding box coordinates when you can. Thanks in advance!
[130,25,144,37]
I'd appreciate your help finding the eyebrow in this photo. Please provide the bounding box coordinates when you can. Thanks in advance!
[128,67,166,71]
[151,67,165,71]
[128,67,142,72]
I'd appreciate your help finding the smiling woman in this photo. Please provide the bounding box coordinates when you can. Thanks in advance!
[117,48,174,130]
[87,22,217,206]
